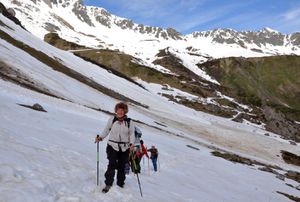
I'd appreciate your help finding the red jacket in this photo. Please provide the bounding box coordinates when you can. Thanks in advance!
[141,144,149,158]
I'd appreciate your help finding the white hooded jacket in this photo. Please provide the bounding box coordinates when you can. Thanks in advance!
[100,116,135,152]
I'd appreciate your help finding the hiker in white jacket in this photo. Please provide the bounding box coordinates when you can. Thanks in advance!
[95,102,135,193]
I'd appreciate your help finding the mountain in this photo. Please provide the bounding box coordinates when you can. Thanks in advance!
[2,0,300,60]
[1,2,300,201]
[2,0,300,142]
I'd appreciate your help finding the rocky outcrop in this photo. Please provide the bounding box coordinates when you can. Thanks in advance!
[44,32,86,50]
[72,0,94,27]
[18,103,47,112]
[192,28,299,49]
[263,106,300,142]
[0,2,25,29]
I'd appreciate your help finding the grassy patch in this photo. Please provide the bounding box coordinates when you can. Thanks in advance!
[200,56,300,110]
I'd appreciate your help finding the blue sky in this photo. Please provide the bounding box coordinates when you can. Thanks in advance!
[83,0,300,34]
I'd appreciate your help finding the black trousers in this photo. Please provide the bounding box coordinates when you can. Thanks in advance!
[104,144,129,186]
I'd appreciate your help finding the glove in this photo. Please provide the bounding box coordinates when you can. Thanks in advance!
[95,135,103,143]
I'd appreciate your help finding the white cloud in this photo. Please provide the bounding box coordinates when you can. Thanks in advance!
[283,6,300,20]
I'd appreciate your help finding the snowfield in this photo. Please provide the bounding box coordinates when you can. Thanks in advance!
[1,80,300,202]
[0,8,300,202]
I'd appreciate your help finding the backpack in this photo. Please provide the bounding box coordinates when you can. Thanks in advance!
[151,148,158,158]
[134,126,142,146]
[109,116,131,131]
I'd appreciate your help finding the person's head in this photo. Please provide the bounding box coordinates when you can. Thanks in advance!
[151,145,155,149]
[114,102,128,118]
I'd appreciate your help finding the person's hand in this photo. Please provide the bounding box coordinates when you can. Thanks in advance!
[95,135,103,143]
[130,144,135,151]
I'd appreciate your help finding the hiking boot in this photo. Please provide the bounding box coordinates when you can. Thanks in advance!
[102,185,111,193]
[117,182,124,188]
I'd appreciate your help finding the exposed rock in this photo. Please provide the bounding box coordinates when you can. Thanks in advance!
[7,8,16,16]
[263,106,300,142]
[275,174,285,181]
[32,103,46,112]
[18,103,47,112]
[232,113,261,125]
[291,32,300,46]
[0,3,25,29]
[192,28,293,49]
[258,166,278,175]
[281,150,300,167]
[212,151,259,166]
[115,19,134,30]
[72,0,94,27]
[285,171,300,183]
[44,23,60,32]
[277,191,300,202]
[44,32,86,50]
[51,13,74,30]
[166,28,182,40]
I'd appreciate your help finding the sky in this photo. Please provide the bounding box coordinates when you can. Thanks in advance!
[83,0,300,34]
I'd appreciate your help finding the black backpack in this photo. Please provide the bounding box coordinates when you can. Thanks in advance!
[109,116,131,131]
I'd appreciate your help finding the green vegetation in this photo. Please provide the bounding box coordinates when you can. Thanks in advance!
[199,56,300,142]
[200,56,300,110]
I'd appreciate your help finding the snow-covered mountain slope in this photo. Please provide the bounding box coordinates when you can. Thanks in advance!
[2,0,300,82]
[1,5,300,202]
[2,80,300,202]
[1,12,299,169]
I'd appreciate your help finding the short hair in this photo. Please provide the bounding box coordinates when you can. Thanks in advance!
[114,102,128,114]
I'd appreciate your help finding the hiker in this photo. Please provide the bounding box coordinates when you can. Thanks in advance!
[95,102,135,193]
[129,146,143,174]
[128,138,149,174]
[140,140,149,159]
[148,146,158,172]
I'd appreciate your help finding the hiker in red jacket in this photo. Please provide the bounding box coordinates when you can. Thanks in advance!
[140,140,149,159]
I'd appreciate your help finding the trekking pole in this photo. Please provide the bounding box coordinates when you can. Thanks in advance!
[147,158,150,175]
[158,156,161,172]
[131,152,143,197]
[95,135,100,186]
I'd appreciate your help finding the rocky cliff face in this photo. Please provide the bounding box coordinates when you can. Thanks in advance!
[191,28,299,50]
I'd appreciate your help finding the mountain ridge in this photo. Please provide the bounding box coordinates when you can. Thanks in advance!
[4,0,300,50]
